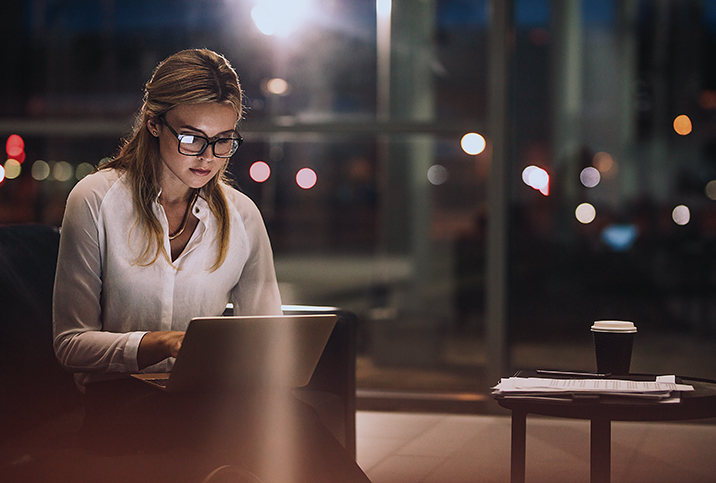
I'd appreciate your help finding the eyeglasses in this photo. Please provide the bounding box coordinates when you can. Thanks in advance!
[160,117,243,158]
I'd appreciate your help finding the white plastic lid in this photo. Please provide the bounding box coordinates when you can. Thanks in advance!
[591,320,637,333]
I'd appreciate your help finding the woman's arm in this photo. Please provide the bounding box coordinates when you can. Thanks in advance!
[53,172,153,374]
[137,330,185,370]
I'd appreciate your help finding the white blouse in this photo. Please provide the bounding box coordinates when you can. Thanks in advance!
[52,169,282,388]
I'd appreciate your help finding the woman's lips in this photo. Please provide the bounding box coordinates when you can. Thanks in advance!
[190,168,211,177]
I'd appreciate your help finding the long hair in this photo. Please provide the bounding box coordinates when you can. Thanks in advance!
[103,49,243,270]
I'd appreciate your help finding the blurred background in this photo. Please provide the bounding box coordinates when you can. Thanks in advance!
[3,0,716,409]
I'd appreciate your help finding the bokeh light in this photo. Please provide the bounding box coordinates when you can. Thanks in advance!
[0,164,5,183]
[601,224,638,252]
[460,132,486,155]
[6,134,24,159]
[250,161,271,183]
[580,167,601,188]
[672,205,690,225]
[12,151,26,164]
[32,160,50,180]
[593,151,613,171]
[52,161,73,182]
[296,167,317,189]
[427,164,449,185]
[673,114,692,136]
[76,162,94,180]
[521,165,550,195]
[706,180,716,200]
[267,78,289,95]
[575,203,596,224]
[4,159,22,179]
[593,151,618,179]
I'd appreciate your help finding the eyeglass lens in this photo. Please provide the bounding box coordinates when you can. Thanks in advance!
[178,135,239,157]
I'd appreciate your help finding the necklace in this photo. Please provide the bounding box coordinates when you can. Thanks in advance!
[168,190,199,241]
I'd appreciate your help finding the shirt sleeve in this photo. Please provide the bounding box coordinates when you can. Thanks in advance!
[230,193,283,316]
[52,174,147,374]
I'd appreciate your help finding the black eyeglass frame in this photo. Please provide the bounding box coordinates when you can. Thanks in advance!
[159,116,243,158]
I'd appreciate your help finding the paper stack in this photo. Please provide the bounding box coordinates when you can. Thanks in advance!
[492,375,694,402]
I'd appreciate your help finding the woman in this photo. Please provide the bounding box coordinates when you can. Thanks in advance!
[52,49,369,483]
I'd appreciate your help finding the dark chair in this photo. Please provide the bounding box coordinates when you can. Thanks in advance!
[284,305,357,457]
[0,224,82,447]
[0,223,357,464]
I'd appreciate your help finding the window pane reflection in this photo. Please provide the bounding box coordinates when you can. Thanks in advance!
[3,0,716,401]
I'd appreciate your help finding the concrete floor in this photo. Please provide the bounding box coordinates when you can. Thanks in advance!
[356,411,716,483]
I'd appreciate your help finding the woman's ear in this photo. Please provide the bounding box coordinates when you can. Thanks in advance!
[147,118,161,137]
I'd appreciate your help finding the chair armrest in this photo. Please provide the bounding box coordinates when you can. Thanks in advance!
[282,305,357,459]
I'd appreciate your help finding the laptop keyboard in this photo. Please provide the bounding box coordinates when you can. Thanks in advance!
[145,377,169,388]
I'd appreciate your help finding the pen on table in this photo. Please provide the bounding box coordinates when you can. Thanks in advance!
[535,370,612,377]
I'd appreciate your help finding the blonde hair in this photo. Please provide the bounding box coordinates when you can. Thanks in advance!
[103,49,243,270]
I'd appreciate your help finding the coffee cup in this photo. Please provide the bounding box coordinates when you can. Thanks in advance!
[591,320,636,375]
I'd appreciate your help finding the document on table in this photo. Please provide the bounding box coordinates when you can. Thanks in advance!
[492,375,694,400]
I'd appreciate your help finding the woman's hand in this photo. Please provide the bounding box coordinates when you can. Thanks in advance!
[137,330,185,370]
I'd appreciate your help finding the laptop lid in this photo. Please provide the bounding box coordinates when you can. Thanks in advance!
[132,314,337,393]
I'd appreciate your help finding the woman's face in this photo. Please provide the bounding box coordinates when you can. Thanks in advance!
[149,102,238,195]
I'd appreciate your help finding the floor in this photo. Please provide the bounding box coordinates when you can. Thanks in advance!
[355,411,716,483]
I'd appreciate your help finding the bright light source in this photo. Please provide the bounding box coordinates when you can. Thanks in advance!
[250,161,271,183]
[575,203,596,224]
[32,160,50,180]
[522,166,549,189]
[266,78,289,95]
[6,134,24,158]
[521,166,536,185]
[296,167,317,189]
[0,164,5,183]
[252,6,276,35]
[580,167,601,188]
[460,132,486,155]
[4,159,21,179]
[251,0,314,37]
[672,205,690,225]
[427,164,449,185]
[376,0,392,17]
[673,115,692,136]
[522,165,550,195]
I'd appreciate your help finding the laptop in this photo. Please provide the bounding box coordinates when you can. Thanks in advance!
[131,314,337,393]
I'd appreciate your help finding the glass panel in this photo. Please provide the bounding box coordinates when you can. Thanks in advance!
[508,0,716,381]
[3,0,716,403]
[229,134,489,392]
